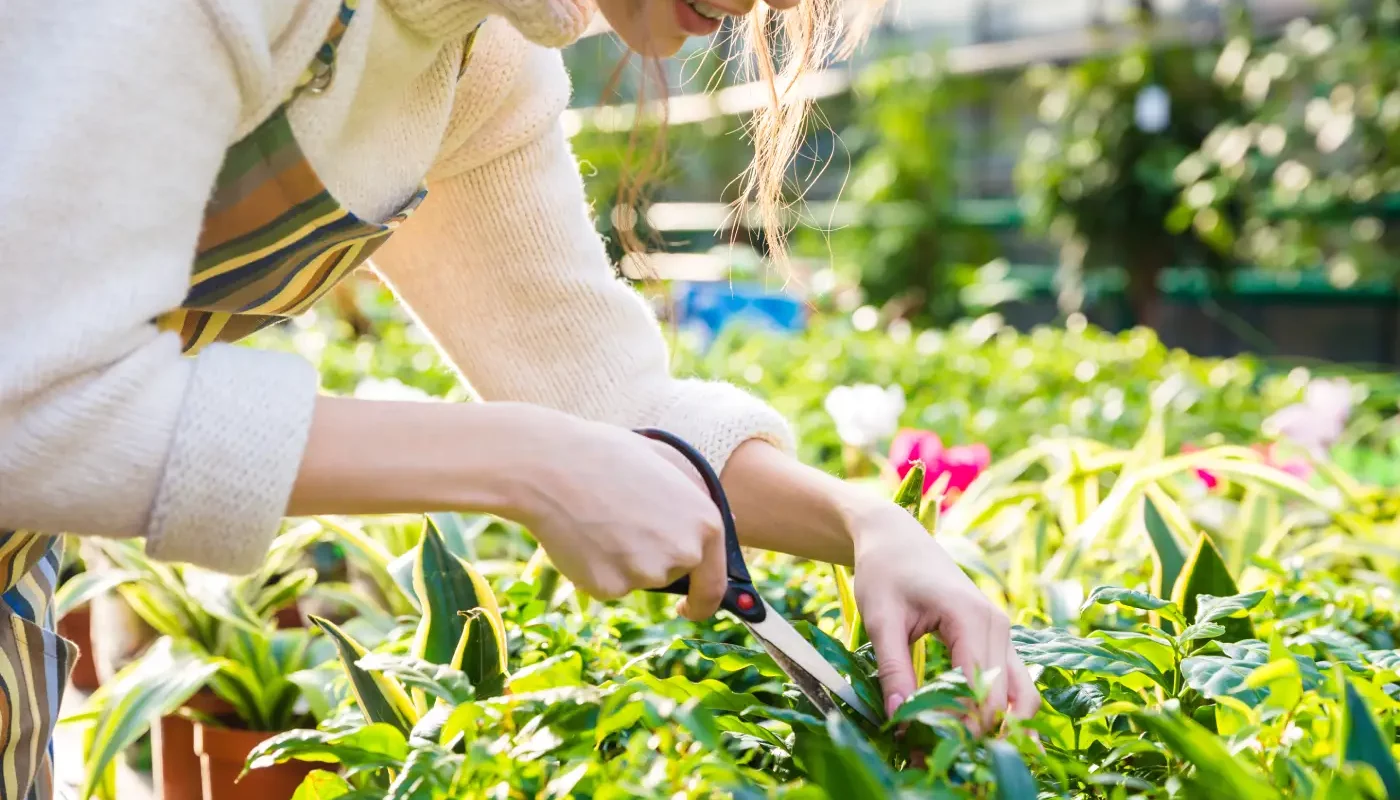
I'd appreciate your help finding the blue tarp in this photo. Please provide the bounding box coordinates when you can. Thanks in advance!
[672,281,807,347]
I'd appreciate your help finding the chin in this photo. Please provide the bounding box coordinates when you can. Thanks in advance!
[599,0,690,58]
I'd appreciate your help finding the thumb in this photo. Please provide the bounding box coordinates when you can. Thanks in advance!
[866,612,916,718]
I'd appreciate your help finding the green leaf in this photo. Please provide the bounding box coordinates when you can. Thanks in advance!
[388,550,420,614]
[1012,627,1166,685]
[682,640,785,681]
[1244,658,1304,711]
[628,673,763,715]
[453,608,508,699]
[788,622,885,718]
[1195,591,1268,625]
[543,762,591,799]
[1130,709,1279,799]
[311,616,415,734]
[1342,676,1400,799]
[889,672,976,726]
[288,666,345,723]
[1178,622,1228,644]
[1172,534,1253,643]
[894,461,927,516]
[425,512,491,560]
[1084,585,1186,626]
[832,564,864,651]
[510,652,585,694]
[80,639,221,800]
[1043,682,1108,720]
[291,771,353,800]
[793,714,897,798]
[1183,642,1323,706]
[1145,491,1190,598]
[246,724,409,773]
[1084,586,1173,612]
[384,742,461,800]
[410,702,458,749]
[413,520,474,665]
[1181,656,1266,705]
[252,568,318,620]
[412,518,507,681]
[356,653,476,706]
[54,570,139,622]
[988,739,1038,800]
[743,705,825,730]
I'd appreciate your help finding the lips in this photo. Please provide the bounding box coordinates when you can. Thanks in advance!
[673,0,723,36]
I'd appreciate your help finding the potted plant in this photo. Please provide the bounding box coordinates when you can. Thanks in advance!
[186,622,327,800]
[247,517,510,796]
[72,522,327,800]
[53,539,141,692]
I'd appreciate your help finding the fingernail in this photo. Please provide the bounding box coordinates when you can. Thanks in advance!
[886,693,904,716]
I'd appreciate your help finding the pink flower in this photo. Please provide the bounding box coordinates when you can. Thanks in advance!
[1181,443,1219,490]
[1263,377,1354,458]
[1182,442,1312,492]
[936,444,992,495]
[891,429,943,492]
[1255,443,1311,482]
[889,430,991,507]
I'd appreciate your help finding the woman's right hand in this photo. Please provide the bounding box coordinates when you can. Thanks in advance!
[288,398,730,618]
[503,408,730,619]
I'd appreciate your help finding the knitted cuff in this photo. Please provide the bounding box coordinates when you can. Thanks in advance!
[144,344,318,575]
[652,379,797,477]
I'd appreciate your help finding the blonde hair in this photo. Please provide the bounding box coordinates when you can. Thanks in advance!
[608,0,883,268]
[734,0,880,266]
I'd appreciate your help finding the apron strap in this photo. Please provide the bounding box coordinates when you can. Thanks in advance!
[292,0,359,98]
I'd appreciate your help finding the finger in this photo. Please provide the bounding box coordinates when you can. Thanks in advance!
[949,633,1004,735]
[763,0,801,10]
[866,610,916,718]
[1006,645,1042,722]
[681,523,727,621]
[973,613,1010,733]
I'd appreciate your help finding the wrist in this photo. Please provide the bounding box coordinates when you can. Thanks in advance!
[839,490,917,554]
[446,402,575,522]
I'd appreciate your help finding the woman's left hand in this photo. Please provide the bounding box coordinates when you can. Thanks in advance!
[850,502,1041,731]
[653,437,1039,728]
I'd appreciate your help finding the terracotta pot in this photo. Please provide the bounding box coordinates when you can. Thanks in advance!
[273,602,303,630]
[57,604,99,691]
[154,691,233,800]
[195,724,316,800]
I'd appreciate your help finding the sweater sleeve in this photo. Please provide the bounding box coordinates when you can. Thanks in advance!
[0,0,319,573]
[370,44,794,474]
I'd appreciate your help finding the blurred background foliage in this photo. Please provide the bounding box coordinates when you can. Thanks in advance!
[562,0,1400,365]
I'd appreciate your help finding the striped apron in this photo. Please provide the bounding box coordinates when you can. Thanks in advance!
[1,3,474,796]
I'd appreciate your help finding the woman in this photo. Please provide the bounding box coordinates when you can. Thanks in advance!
[1,0,1038,793]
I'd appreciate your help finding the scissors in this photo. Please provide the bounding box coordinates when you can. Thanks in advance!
[636,428,883,726]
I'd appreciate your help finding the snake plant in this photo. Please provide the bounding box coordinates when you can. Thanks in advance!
[69,522,328,800]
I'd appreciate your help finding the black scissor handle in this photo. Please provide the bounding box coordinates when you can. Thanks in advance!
[635,429,767,624]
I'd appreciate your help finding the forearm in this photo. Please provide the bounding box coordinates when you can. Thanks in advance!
[287,397,549,519]
[721,440,890,568]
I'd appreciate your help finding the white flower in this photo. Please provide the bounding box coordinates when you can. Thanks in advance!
[1263,376,1354,457]
[353,377,433,402]
[823,384,906,449]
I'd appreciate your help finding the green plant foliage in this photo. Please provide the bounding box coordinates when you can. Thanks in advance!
[1172,2,1400,284]
[224,297,1400,798]
[1016,20,1246,324]
[72,525,329,799]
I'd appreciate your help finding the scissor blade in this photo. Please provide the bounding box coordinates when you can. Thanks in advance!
[744,599,882,726]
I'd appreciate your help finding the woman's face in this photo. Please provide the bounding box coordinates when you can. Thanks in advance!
[594,0,799,57]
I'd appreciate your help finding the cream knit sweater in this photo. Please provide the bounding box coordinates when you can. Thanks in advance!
[0,0,793,574]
